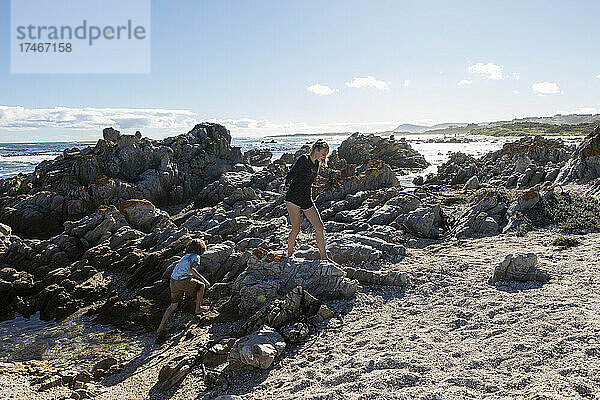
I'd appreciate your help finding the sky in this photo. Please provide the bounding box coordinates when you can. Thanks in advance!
[0,0,599,141]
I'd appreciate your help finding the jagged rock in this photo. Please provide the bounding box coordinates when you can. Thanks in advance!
[337,132,429,169]
[586,179,600,200]
[281,322,310,343]
[555,125,600,184]
[227,325,286,369]
[94,296,162,331]
[295,232,405,265]
[0,224,12,253]
[312,304,335,323]
[92,357,118,373]
[157,350,201,390]
[243,286,321,334]
[0,123,242,237]
[428,152,478,185]
[204,338,236,367]
[401,205,442,238]
[233,249,358,314]
[38,375,63,391]
[197,241,235,281]
[117,199,175,233]
[428,137,573,188]
[74,371,92,384]
[316,160,400,203]
[197,171,257,207]
[366,194,421,226]
[489,253,549,284]
[453,191,508,238]
[463,175,480,190]
[244,148,272,166]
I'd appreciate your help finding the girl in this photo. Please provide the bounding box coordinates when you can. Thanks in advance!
[278,139,331,260]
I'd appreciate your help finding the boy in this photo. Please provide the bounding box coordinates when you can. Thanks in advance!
[156,239,211,343]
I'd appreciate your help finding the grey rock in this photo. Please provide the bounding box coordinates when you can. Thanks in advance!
[233,250,358,314]
[463,175,479,190]
[402,205,442,238]
[157,350,200,390]
[337,132,429,169]
[228,325,286,369]
[453,191,507,238]
[555,125,600,184]
[489,252,549,283]
[244,148,272,166]
[281,322,310,343]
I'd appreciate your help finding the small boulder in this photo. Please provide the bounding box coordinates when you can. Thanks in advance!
[227,325,286,369]
[489,253,549,284]
[463,175,479,190]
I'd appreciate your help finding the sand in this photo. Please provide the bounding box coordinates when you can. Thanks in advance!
[34,228,589,399]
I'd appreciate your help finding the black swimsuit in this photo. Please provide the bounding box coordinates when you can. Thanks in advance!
[284,154,319,210]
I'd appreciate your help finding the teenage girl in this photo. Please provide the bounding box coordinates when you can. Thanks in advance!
[278,139,331,260]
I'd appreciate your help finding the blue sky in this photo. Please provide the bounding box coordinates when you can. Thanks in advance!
[1,0,599,141]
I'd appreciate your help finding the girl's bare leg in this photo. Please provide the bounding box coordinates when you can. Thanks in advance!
[302,205,327,260]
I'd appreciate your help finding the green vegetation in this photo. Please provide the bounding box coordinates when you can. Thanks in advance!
[528,192,600,233]
[551,236,581,248]
[440,193,471,206]
[469,122,597,137]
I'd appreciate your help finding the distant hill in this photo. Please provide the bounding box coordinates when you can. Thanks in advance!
[469,121,597,136]
[392,114,600,135]
[393,122,470,133]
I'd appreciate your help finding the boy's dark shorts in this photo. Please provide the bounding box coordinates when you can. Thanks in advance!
[170,277,203,303]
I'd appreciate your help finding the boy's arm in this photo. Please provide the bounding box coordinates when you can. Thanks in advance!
[189,262,210,287]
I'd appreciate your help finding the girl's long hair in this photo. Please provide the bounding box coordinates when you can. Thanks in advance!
[310,139,330,167]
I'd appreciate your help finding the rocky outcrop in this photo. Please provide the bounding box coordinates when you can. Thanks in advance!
[555,125,600,184]
[244,148,272,166]
[489,252,549,284]
[0,123,243,237]
[232,248,358,314]
[315,160,400,203]
[586,179,600,200]
[430,152,478,186]
[227,325,286,369]
[0,125,426,331]
[452,191,508,238]
[426,136,573,189]
[242,286,331,334]
[157,350,202,390]
[337,132,429,170]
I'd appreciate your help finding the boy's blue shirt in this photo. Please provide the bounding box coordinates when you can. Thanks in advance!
[171,253,201,280]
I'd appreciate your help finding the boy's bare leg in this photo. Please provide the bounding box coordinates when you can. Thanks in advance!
[195,283,209,314]
[157,302,178,333]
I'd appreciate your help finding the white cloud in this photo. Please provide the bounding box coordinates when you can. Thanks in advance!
[0,106,197,131]
[513,90,520,94]
[0,105,400,139]
[403,80,412,87]
[306,83,338,96]
[512,73,520,80]
[457,79,473,86]
[556,107,598,114]
[468,62,504,80]
[597,74,600,79]
[209,119,398,136]
[532,81,562,96]
[345,76,391,91]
